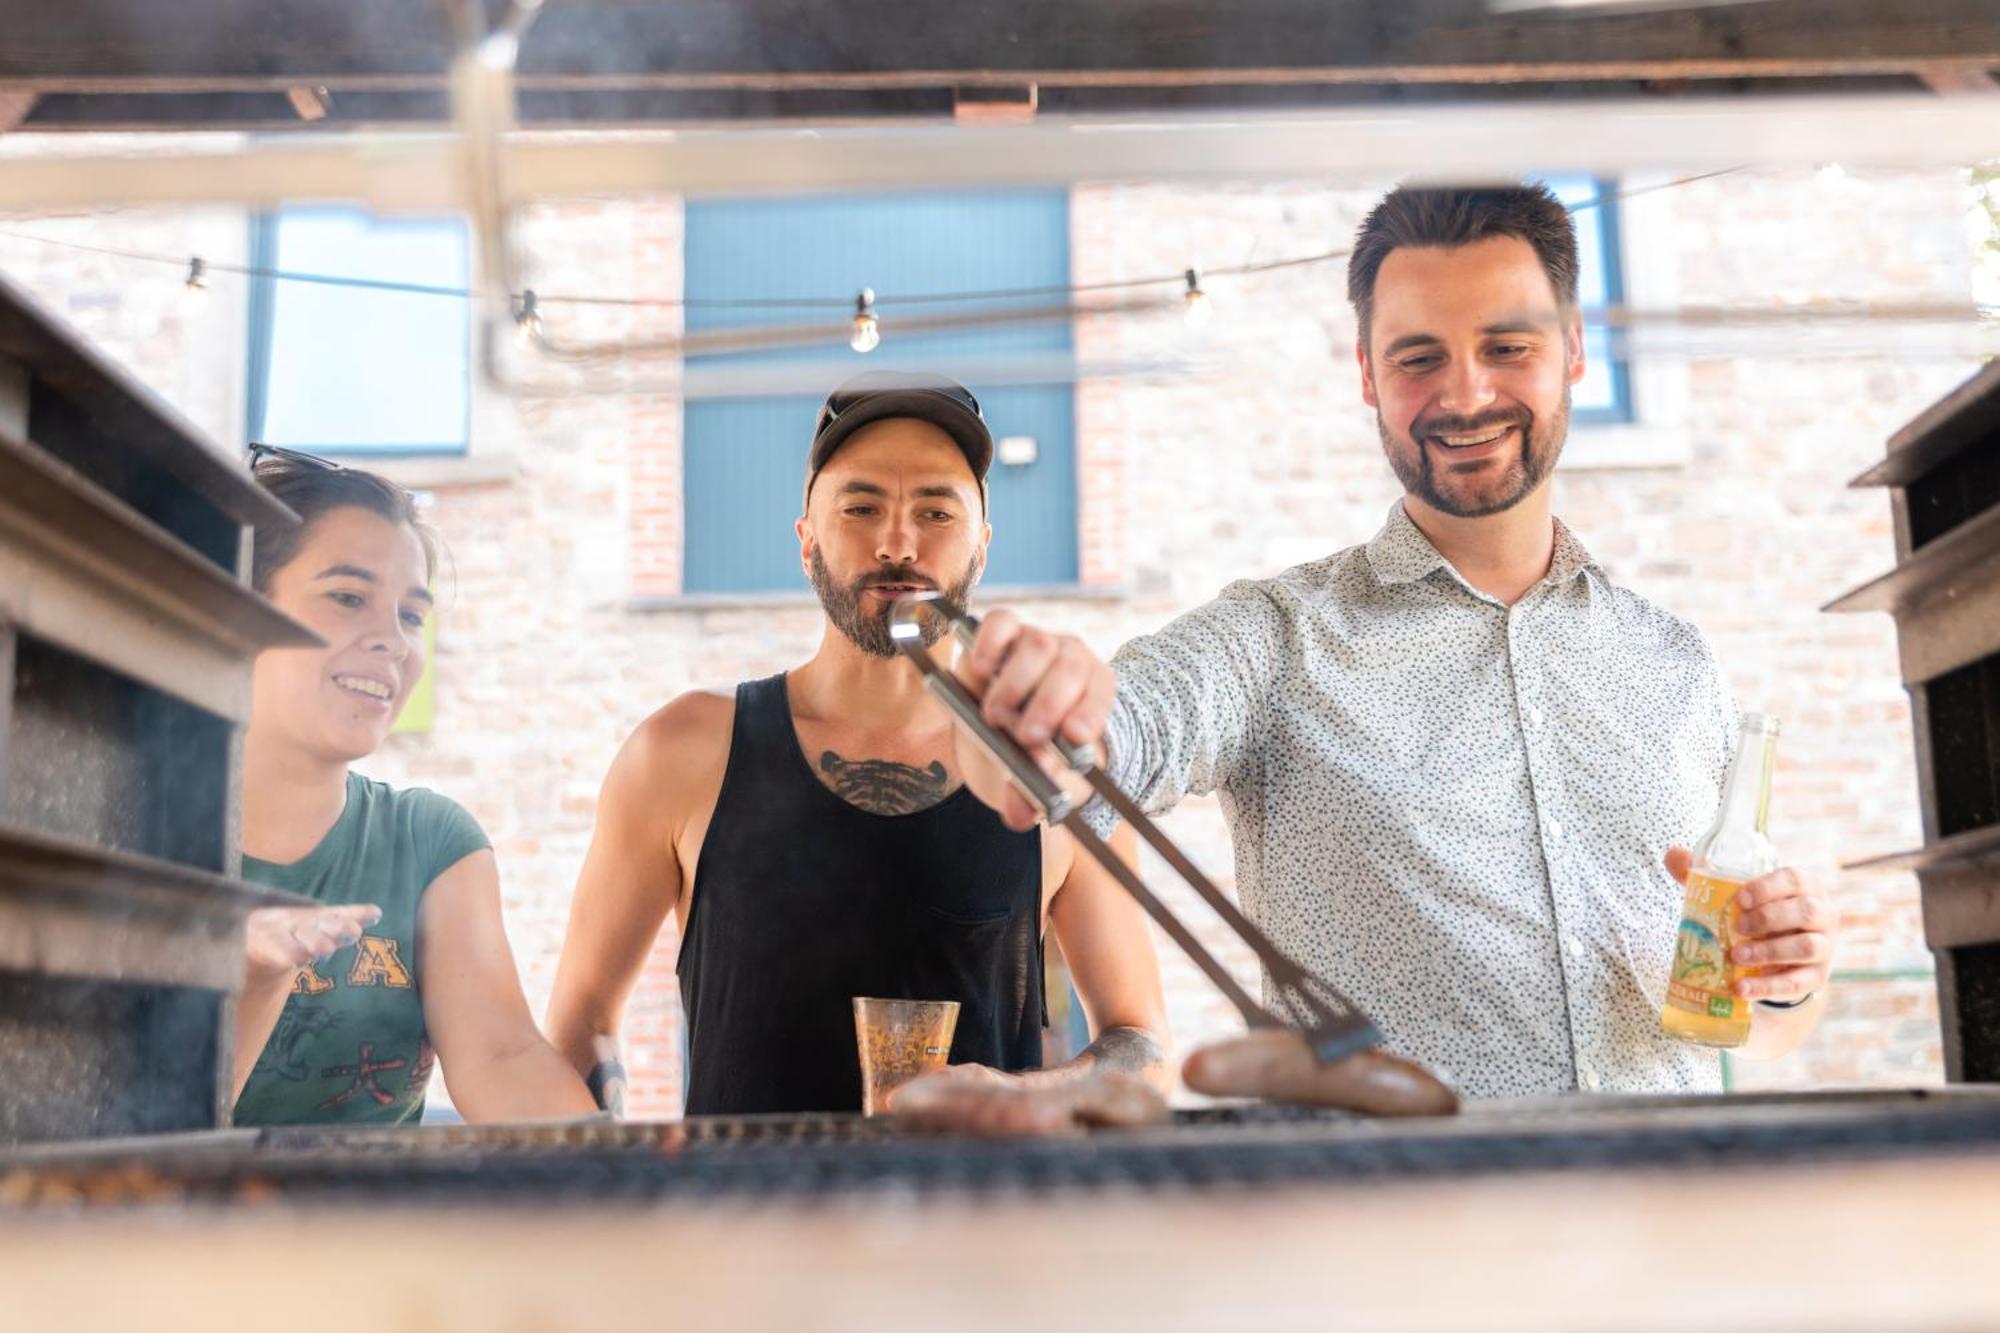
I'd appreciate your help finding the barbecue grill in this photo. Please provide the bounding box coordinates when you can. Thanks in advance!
[6,1091,2000,1210]
[4,243,2000,1333]
[4,1095,2000,1331]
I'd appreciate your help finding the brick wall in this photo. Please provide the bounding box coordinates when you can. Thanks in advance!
[0,156,1976,1112]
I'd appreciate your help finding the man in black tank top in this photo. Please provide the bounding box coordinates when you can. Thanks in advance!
[548,372,1169,1125]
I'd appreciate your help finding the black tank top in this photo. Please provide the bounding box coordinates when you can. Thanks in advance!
[678,673,1045,1115]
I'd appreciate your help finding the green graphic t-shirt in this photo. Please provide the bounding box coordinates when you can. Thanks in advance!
[233,771,490,1127]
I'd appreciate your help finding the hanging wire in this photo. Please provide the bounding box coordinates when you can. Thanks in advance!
[0,166,1751,315]
[6,164,1988,372]
[1564,165,1744,213]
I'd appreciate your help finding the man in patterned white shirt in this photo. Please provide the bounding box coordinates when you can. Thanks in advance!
[952,183,1840,1099]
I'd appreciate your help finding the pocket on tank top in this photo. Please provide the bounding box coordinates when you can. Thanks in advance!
[905,900,1016,1065]
[915,901,1013,928]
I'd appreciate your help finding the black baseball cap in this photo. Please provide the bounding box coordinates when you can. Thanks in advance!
[805,371,992,512]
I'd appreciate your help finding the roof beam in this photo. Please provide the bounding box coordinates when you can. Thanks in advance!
[1,0,1994,86]
[0,94,1995,215]
[0,0,1994,131]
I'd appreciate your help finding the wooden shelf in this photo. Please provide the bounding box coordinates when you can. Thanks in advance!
[1849,360,2000,490]
[0,821,301,911]
[0,427,315,652]
[0,275,293,531]
[1846,824,2000,875]
[1821,500,2000,683]
[0,821,309,993]
[0,425,318,721]
[0,272,292,528]
[1825,501,2000,618]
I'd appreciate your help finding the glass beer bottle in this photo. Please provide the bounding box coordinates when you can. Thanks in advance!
[1660,713,1781,1048]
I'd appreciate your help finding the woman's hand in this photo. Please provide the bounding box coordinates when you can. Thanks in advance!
[233,904,380,1104]
[243,904,380,986]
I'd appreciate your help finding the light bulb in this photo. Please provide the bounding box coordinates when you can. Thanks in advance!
[183,257,210,312]
[513,290,542,349]
[1182,268,1211,328]
[850,287,880,353]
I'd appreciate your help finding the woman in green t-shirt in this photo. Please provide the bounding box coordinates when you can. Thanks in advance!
[230,449,596,1126]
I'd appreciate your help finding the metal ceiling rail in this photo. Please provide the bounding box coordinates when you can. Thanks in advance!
[0,95,1997,215]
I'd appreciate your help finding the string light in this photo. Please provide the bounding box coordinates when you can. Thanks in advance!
[0,168,1748,355]
[849,287,881,353]
[1182,268,1211,328]
[513,288,542,347]
[182,256,209,310]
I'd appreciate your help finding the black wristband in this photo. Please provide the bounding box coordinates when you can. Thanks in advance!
[586,1059,627,1108]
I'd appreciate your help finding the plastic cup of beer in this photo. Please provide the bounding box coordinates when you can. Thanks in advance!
[852,996,960,1116]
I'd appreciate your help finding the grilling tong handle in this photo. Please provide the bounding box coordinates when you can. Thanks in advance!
[887,593,1381,1066]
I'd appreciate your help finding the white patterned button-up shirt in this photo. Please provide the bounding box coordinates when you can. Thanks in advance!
[1101,502,1734,1098]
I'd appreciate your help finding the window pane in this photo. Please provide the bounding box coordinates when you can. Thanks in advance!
[1537,174,1631,424]
[1575,327,1619,414]
[681,190,1078,593]
[256,208,470,454]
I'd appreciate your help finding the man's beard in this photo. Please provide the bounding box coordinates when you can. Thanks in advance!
[809,549,982,657]
[1379,382,1570,520]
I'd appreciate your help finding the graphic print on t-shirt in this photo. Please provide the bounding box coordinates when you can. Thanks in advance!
[292,960,335,995]
[346,935,414,988]
[407,1038,436,1094]
[266,1005,343,1082]
[316,1042,410,1111]
[261,933,419,1109]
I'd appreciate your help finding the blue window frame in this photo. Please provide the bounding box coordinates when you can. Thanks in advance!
[245,207,471,456]
[1541,175,1635,426]
[680,190,1078,595]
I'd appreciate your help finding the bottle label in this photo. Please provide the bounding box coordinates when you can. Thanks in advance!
[1666,868,1744,1020]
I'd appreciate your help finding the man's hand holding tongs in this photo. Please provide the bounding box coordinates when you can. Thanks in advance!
[904,596,1456,1116]
[949,608,1117,831]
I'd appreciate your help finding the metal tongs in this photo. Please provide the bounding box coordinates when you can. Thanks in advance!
[890,593,1381,1065]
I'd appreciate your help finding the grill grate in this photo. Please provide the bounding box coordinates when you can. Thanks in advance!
[6,1091,2000,1209]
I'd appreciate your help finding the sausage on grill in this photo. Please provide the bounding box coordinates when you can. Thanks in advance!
[1182,1030,1459,1117]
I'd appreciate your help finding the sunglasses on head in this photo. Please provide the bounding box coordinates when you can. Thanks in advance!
[246,442,346,474]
